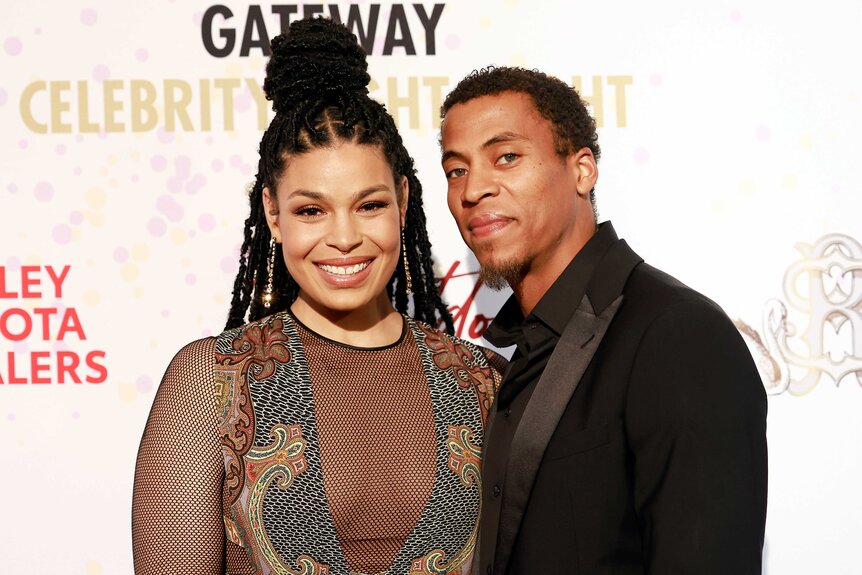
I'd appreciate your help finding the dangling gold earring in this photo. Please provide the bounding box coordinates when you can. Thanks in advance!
[401,227,412,296]
[263,238,275,308]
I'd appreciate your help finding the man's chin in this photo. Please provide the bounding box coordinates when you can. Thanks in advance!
[478,259,526,291]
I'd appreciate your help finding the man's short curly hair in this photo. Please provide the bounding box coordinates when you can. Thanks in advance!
[440,66,601,214]
[441,66,600,161]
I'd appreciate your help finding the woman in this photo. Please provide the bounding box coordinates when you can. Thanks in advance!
[132,17,504,575]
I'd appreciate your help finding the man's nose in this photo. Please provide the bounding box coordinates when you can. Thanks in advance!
[461,166,498,205]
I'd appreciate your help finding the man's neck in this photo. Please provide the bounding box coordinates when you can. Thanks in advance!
[510,222,597,316]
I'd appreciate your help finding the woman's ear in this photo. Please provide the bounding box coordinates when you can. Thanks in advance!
[262,186,281,242]
[398,176,409,227]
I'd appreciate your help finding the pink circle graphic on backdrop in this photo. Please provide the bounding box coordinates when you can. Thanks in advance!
[198,213,216,232]
[0,88,7,106]
[135,48,149,62]
[445,34,460,49]
[113,247,129,262]
[633,148,651,164]
[157,195,184,222]
[147,217,168,237]
[221,256,237,274]
[157,128,174,143]
[69,211,84,225]
[80,8,98,26]
[53,224,72,244]
[185,273,197,286]
[7,183,18,194]
[175,155,192,177]
[185,174,206,194]
[211,159,224,172]
[136,376,154,393]
[56,144,67,155]
[150,155,167,172]
[34,182,55,201]
[235,91,252,112]
[93,65,110,82]
[756,126,771,142]
[18,139,28,149]
[4,37,22,56]
[167,176,184,194]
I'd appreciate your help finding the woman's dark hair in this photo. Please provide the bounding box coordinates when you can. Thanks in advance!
[225,17,453,333]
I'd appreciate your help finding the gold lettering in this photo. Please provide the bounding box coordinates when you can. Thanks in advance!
[164,79,194,131]
[199,79,212,131]
[130,80,158,132]
[607,75,633,128]
[77,80,99,133]
[387,77,420,130]
[103,79,124,132]
[243,78,268,131]
[49,80,72,133]
[213,78,241,131]
[572,76,604,129]
[20,81,48,134]
[423,76,448,129]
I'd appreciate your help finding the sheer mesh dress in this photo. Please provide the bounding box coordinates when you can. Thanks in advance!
[132,312,504,574]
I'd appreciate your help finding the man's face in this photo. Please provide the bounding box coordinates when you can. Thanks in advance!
[441,91,593,290]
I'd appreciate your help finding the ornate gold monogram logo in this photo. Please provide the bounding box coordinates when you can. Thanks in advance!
[735,234,862,395]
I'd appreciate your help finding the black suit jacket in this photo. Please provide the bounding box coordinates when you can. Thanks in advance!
[477,238,768,575]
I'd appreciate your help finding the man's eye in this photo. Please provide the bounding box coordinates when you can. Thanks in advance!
[497,153,520,165]
[446,167,467,179]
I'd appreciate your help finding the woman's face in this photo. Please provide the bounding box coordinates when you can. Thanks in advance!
[264,141,408,318]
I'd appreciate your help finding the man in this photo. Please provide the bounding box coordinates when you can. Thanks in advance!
[439,67,767,575]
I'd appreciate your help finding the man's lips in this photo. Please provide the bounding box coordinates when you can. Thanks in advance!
[468,214,513,238]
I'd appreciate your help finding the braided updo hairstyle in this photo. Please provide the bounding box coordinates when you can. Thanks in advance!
[225,17,454,333]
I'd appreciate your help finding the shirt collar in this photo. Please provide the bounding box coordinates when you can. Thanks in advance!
[484,221,619,346]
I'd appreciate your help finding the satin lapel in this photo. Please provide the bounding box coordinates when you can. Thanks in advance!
[492,293,624,575]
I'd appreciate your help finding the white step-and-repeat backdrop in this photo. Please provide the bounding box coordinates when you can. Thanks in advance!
[2,1,860,573]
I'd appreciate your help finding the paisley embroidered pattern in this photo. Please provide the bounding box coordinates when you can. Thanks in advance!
[416,323,499,424]
[214,313,502,575]
[446,426,481,488]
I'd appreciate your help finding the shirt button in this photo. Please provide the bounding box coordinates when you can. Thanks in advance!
[492,484,501,497]
[504,407,511,418]
[487,565,493,575]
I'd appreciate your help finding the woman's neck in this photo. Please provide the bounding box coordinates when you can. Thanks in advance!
[289,293,403,348]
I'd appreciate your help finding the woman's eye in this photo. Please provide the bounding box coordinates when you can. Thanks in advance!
[359,201,388,213]
[294,206,323,217]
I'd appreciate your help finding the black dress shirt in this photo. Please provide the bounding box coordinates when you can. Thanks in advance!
[480,222,618,558]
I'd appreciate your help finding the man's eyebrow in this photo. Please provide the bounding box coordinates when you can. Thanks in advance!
[441,131,529,164]
[482,132,528,148]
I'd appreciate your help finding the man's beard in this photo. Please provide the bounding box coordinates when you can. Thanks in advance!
[478,258,527,291]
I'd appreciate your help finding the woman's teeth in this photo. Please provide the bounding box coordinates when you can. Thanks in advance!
[318,261,370,276]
